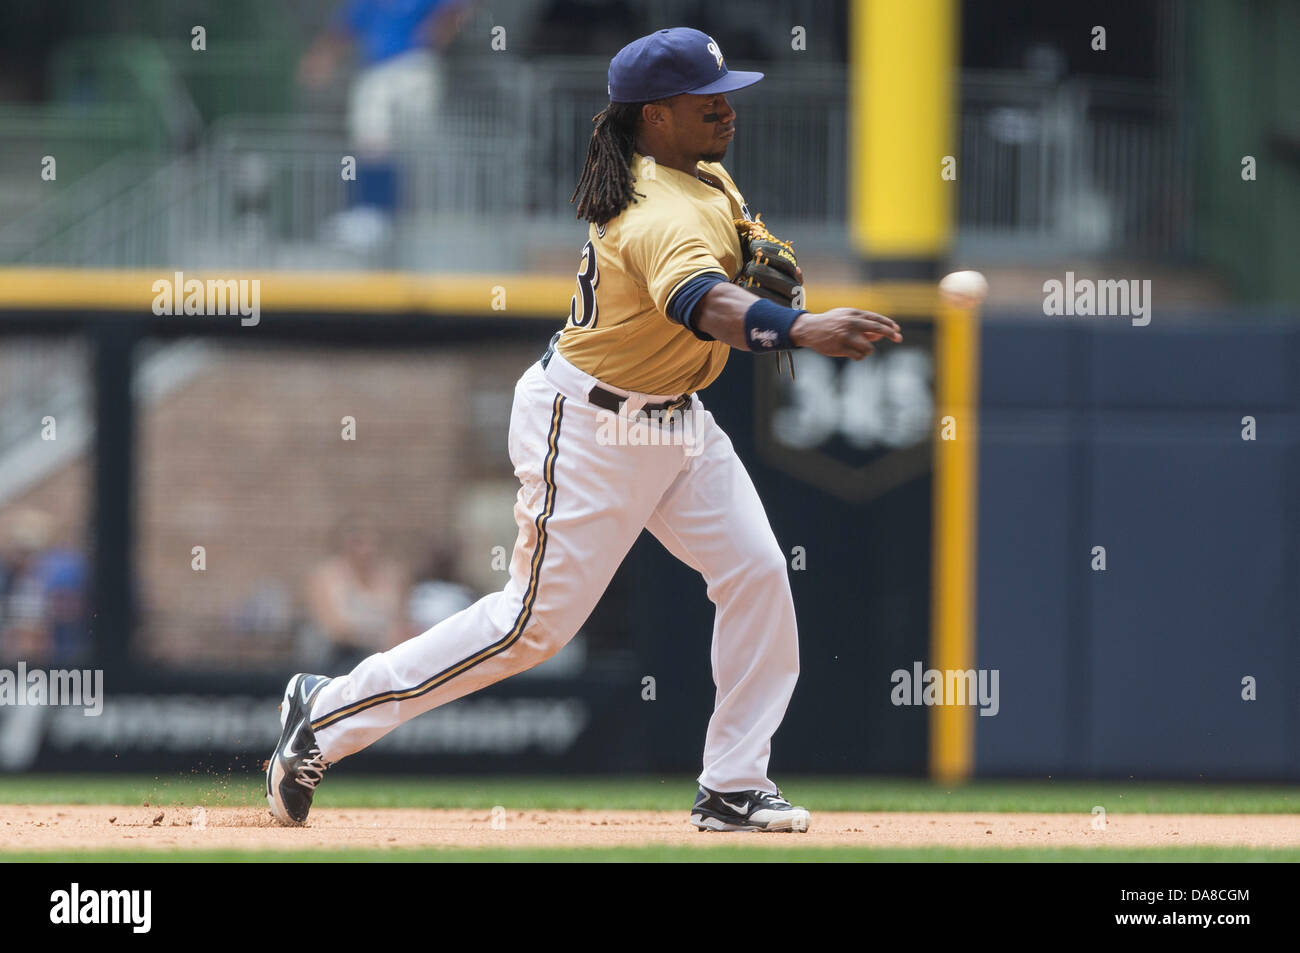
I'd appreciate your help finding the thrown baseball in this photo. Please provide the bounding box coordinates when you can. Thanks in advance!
[938,270,989,308]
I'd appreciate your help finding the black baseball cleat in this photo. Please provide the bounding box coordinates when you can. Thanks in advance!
[267,673,333,826]
[690,785,811,832]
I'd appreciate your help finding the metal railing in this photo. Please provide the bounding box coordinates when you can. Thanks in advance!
[957,72,1192,256]
[0,104,158,244]
[0,64,1194,269]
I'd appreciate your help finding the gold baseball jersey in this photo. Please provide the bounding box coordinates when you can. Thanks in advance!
[557,152,751,396]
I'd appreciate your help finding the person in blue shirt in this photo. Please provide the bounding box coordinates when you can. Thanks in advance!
[299,0,474,245]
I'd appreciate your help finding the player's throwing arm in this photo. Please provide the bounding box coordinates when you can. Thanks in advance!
[693,285,902,359]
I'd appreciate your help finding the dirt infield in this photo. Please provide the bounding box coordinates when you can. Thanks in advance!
[3,805,1299,852]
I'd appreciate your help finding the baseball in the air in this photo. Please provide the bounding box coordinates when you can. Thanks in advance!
[938,270,989,308]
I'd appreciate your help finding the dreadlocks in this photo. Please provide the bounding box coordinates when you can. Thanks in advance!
[570,101,648,226]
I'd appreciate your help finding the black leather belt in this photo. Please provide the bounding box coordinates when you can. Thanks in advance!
[587,387,692,417]
[541,332,693,417]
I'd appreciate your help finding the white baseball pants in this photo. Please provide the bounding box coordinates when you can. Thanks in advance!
[309,349,800,794]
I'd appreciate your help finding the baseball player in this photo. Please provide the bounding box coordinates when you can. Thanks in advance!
[268,27,901,832]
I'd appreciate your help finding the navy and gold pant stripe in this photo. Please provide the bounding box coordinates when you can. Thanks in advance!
[311,392,566,734]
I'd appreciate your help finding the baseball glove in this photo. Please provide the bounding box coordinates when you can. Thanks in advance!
[733,214,803,310]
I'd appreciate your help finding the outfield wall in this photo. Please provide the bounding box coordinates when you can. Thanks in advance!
[975,313,1300,780]
[2,292,1296,780]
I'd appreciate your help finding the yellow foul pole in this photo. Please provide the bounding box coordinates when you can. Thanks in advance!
[850,0,974,782]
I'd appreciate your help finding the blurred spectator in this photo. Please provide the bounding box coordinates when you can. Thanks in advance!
[408,541,477,632]
[302,515,411,671]
[299,0,475,248]
[0,508,89,665]
[229,578,294,640]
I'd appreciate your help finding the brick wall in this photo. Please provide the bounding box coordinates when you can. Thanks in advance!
[3,339,542,670]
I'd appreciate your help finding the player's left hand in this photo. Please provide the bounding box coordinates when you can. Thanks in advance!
[734,216,802,309]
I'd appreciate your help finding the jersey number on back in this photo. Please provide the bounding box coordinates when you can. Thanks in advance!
[568,239,600,328]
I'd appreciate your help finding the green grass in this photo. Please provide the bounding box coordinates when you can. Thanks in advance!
[0,774,1297,814]
[5,845,1299,863]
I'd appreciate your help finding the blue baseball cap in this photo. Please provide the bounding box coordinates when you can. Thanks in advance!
[607,28,763,103]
